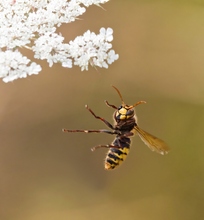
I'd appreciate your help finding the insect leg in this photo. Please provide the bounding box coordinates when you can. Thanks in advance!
[91,144,120,152]
[62,128,117,135]
[85,105,115,130]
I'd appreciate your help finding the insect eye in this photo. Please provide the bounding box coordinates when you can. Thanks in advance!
[126,109,134,116]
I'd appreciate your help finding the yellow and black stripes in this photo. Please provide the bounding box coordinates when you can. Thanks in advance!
[105,136,131,170]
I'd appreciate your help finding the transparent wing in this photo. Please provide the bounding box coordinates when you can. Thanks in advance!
[134,126,169,155]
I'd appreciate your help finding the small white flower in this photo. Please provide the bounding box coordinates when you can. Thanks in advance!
[107,50,119,64]
[100,27,113,41]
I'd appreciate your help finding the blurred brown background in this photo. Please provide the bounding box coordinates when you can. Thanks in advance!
[1,0,204,219]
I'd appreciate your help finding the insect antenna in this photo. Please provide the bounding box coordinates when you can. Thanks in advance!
[112,85,146,109]
[112,85,125,105]
[131,100,146,109]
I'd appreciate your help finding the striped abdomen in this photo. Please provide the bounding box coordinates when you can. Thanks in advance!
[105,136,131,170]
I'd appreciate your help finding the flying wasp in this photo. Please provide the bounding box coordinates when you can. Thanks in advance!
[62,86,169,170]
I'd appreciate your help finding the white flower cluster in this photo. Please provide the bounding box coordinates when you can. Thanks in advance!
[0,50,42,83]
[0,0,119,83]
